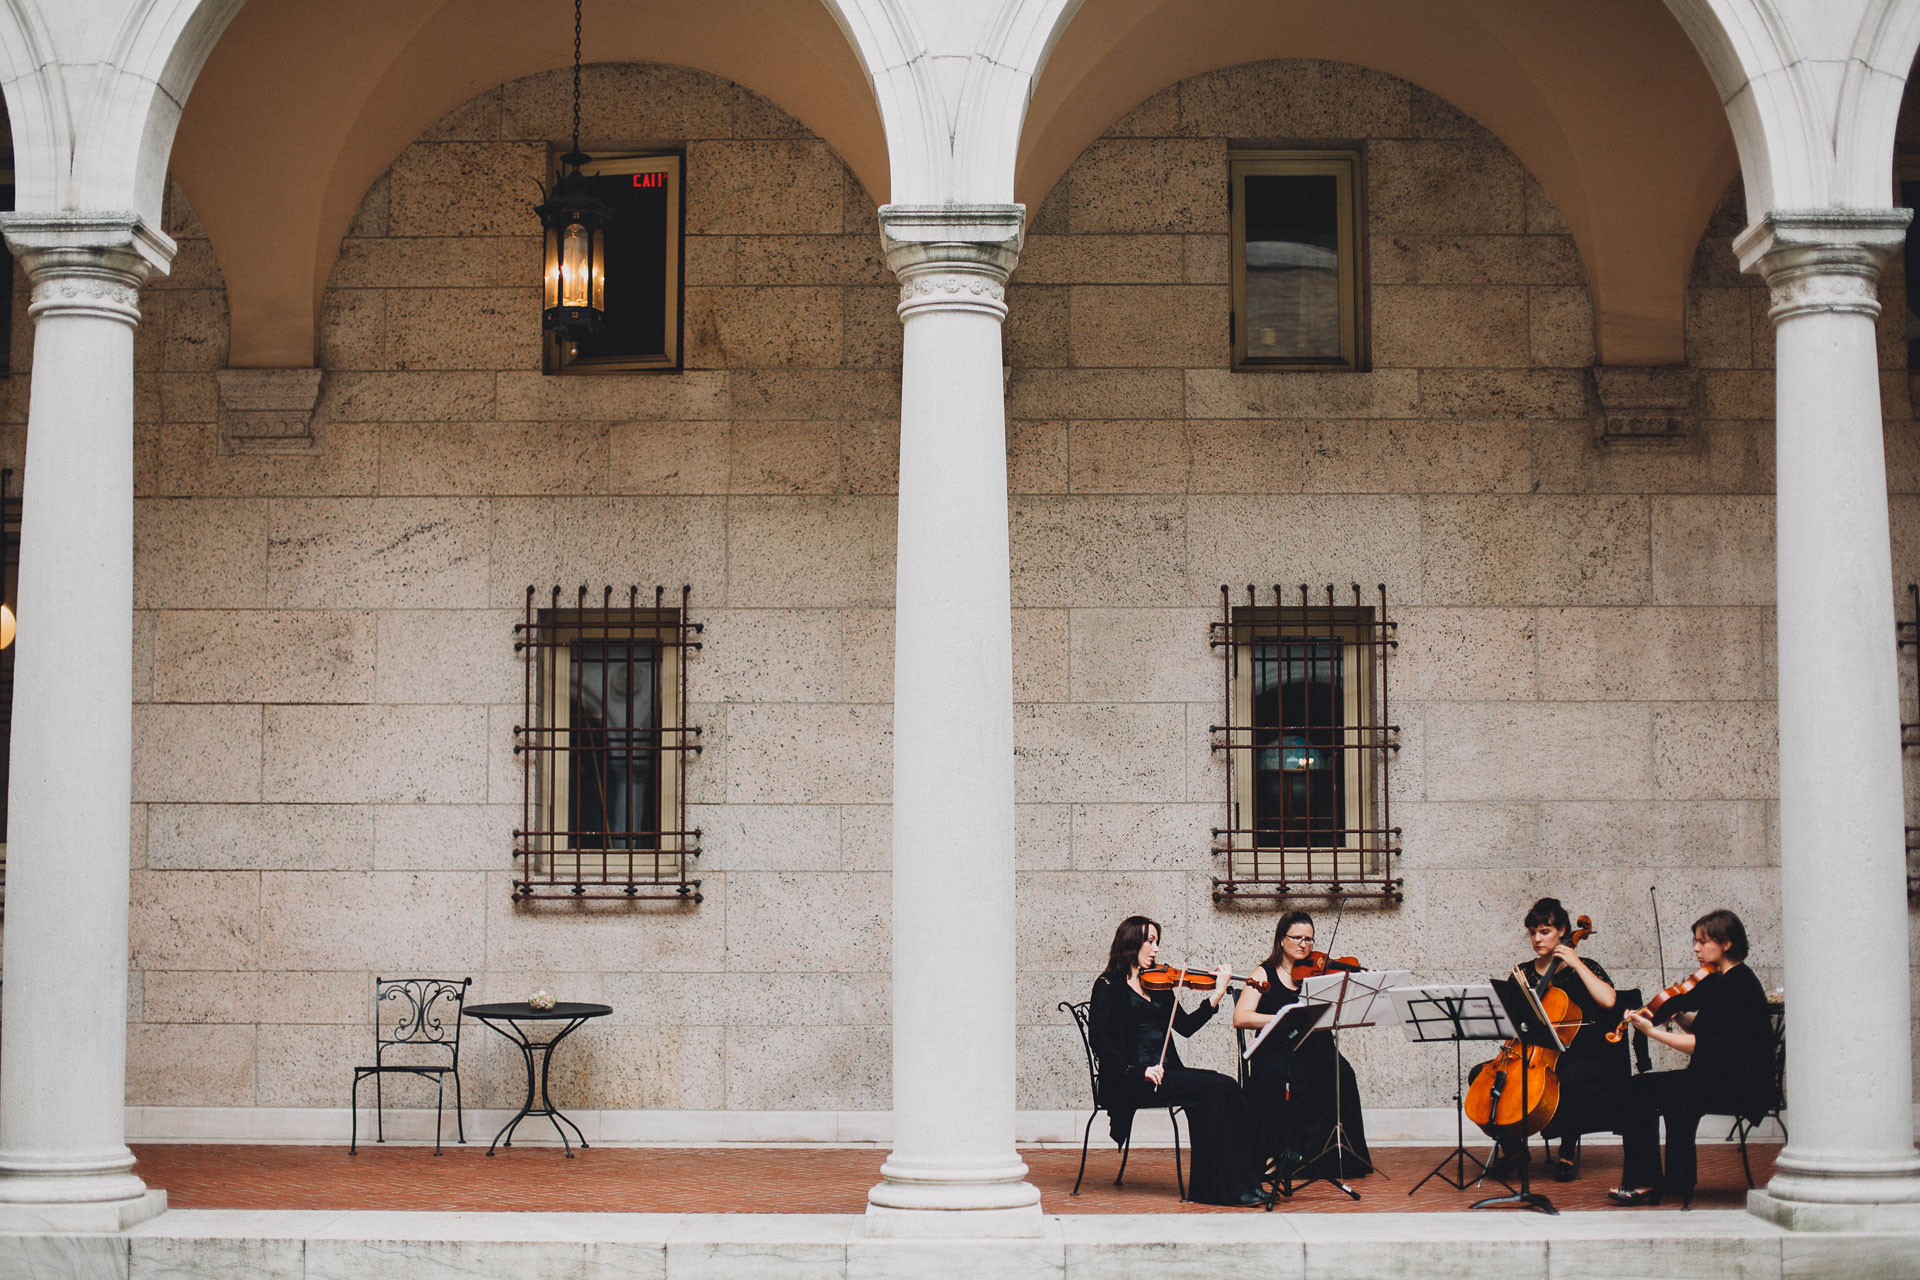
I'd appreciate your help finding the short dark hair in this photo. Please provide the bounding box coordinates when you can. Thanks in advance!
[1261,911,1315,975]
[1692,908,1749,962]
[1524,897,1571,935]
[1104,915,1161,981]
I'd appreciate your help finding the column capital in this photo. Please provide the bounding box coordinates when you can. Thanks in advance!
[0,213,174,326]
[1733,208,1911,322]
[879,204,1025,320]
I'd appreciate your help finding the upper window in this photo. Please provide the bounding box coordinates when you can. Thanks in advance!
[1230,150,1366,370]
[545,152,684,374]
[1210,584,1399,902]
[515,586,702,902]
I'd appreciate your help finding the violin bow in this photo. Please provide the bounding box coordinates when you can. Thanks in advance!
[1151,956,1187,1090]
[1650,885,1666,988]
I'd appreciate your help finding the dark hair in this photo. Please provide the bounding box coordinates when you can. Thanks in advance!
[1261,910,1315,975]
[1691,908,1749,962]
[1524,897,1571,935]
[1104,915,1161,981]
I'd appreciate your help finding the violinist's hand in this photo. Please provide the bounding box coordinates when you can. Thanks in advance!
[1623,1008,1652,1033]
[1210,964,1233,1004]
[1143,1064,1165,1088]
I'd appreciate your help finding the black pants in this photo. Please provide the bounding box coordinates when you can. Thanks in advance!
[1112,1066,1257,1205]
[1620,1068,1728,1193]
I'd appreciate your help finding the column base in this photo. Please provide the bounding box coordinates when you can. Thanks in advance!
[1750,1157,1920,1231]
[0,1188,166,1232]
[865,1156,1044,1237]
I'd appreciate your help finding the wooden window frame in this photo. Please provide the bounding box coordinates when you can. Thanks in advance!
[544,151,684,375]
[1229,149,1367,371]
[1210,584,1401,902]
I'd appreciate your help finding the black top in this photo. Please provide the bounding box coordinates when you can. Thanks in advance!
[1087,973,1218,1093]
[464,1001,613,1020]
[1247,962,1334,1064]
[1659,963,1773,1113]
[1519,955,1615,1065]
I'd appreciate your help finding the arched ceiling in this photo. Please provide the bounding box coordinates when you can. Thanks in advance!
[170,0,888,367]
[1020,0,1741,365]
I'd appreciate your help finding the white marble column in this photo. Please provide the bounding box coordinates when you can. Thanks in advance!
[0,213,172,1231]
[866,204,1041,1237]
[1735,210,1920,1231]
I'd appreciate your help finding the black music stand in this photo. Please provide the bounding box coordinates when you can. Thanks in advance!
[1467,975,1561,1215]
[1242,1001,1331,1207]
[1288,967,1409,1201]
[1392,983,1512,1195]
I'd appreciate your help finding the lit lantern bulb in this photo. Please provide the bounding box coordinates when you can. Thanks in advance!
[0,603,16,650]
[559,222,592,309]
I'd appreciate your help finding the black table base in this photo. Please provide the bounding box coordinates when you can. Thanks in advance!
[463,1002,612,1158]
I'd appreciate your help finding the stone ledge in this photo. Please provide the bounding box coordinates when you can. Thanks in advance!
[216,368,325,455]
[0,1207,1907,1280]
[1588,365,1696,447]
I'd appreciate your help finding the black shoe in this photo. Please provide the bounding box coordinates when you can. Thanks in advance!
[1235,1188,1276,1207]
[1487,1147,1530,1180]
[1552,1139,1580,1182]
[1607,1186,1662,1206]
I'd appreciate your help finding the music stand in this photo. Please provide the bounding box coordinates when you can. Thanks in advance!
[1289,968,1411,1201]
[1467,975,1562,1215]
[1243,1001,1330,1208]
[1392,983,1514,1194]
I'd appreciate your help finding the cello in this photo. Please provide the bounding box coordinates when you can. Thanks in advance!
[1461,914,1595,1143]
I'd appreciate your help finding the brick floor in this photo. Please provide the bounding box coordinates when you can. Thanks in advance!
[128,1141,1777,1215]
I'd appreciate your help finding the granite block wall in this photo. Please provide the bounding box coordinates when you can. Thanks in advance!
[2,57,1914,1118]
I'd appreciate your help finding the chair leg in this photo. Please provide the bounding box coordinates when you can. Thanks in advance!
[1169,1107,1185,1203]
[453,1069,466,1144]
[434,1076,445,1157]
[1115,1135,1132,1187]
[375,1071,385,1144]
[350,1072,360,1155]
[1736,1122,1754,1190]
[1072,1111,1097,1196]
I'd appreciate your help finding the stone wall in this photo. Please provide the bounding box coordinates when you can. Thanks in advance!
[18,57,1911,1120]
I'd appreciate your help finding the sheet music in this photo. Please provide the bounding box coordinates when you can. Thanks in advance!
[1242,1000,1327,1059]
[1300,968,1412,1029]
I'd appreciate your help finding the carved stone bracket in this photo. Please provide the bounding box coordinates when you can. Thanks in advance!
[1588,365,1697,447]
[0,213,174,327]
[1733,208,1912,323]
[216,367,326,454]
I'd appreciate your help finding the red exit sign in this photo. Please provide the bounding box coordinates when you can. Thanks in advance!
[633,173,665,188]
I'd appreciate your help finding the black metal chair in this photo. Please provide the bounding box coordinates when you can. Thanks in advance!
[1060,999,1186,1200]
[1724,1002,1788,1187]
[350,976,471,1156]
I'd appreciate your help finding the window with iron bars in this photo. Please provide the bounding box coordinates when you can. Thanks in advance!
[514,585,702,902]
[1209,584,1401,902]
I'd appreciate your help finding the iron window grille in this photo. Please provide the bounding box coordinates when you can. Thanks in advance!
[1209,583,1401,902]
[1900,584,1919,900]
[514,585,702,902]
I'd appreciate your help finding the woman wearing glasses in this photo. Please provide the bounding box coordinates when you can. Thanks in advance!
[1233,911,1372,1186]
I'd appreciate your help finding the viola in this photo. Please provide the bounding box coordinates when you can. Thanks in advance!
[1604,966,1712,1043]
[1462,914,1595,1143]
[1139,963,1269,994]
[1291,952,1364,983]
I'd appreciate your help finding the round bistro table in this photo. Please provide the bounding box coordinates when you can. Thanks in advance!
[462,1001,612,1157]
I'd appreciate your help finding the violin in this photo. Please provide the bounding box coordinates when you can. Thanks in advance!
[1461,914,1595,1143]
[1139,963,1269,994]
[1291,952,1364,983]
[1604,966,1711,1043]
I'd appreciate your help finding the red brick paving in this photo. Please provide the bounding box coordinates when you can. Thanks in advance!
[129,1142,1776,1215]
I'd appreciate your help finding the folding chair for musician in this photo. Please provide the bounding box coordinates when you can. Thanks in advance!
[1060,999,1187,1200]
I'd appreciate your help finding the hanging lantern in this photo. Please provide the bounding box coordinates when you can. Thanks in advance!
[534,0,611,340]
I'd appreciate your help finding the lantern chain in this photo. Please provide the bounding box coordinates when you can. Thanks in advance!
[570,0,583,156]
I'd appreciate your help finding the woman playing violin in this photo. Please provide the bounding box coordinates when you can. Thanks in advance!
[1608,908,1772,1205]
[1233,911,1372,1184]
[1087,915,1271,1206]
[1480,897,1618,1182]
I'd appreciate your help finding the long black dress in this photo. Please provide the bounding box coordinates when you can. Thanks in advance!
[1244,961,1372,1181]
[1619,963,1772,1195]
[1086,972,1260,1205]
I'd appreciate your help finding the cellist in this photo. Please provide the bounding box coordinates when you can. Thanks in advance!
[1476,897,1617,1182]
